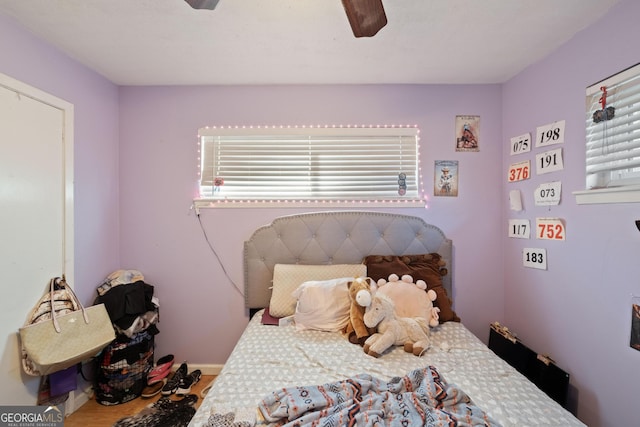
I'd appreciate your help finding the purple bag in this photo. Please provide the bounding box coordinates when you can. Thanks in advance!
[50,365,78,396]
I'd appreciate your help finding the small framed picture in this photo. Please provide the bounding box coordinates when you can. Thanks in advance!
[434,160,459,197]
[631,298,640,351]
[455,115,480,152]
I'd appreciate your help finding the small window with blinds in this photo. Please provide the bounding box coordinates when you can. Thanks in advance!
[195,125,424,207]
[585,63,640,190]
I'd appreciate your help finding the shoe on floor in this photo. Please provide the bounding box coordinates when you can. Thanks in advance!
[147,354,175,385]
[141,379,165,398]
[176,393,198,406]
[176,369,202,395]
[161,362,187,396]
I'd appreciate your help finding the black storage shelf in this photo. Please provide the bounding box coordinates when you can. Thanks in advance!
[488,323,569,408]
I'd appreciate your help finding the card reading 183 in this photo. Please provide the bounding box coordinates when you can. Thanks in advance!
[508,160,530,182]
[536,218,565,241]
[523,248,547,270]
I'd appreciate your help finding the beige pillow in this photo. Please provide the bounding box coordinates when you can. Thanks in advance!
[270,264,367,318]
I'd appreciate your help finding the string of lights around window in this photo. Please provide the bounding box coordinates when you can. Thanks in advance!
[195,124,428,208]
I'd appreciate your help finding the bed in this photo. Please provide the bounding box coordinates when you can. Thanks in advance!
[188,211,584,427]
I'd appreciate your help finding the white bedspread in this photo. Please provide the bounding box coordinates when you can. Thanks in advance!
[188,312,584,427]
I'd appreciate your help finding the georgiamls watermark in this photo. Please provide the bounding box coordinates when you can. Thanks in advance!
[0,405,64,426]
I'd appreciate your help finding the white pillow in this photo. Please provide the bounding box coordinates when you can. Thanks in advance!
[269,263,366,318]
[292,278,352,332]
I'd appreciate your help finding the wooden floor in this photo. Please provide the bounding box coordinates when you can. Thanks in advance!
[64,375,215,427]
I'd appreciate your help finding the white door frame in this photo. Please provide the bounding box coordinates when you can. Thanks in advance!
[0,72,74,407]
[0,73,74,282]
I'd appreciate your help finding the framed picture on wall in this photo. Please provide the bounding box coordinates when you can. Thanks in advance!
[455,115,480,152]
[434,160,459,197]
[631,298,640,351]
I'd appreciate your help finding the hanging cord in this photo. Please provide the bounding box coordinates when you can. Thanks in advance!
[598,85,616,187]
[194,207,243,395]
[600,86,610,156]
[195,210,244,298]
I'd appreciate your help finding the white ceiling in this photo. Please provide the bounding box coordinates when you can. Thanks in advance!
[0,0,619,86]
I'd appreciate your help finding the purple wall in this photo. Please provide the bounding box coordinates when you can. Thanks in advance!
[0,15,120,305]
[117,83,504,365]
[4,0,639,424]
[502,0,640,425]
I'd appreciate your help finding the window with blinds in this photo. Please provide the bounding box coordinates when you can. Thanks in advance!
[585,63,640,190]
[196,126,423,207]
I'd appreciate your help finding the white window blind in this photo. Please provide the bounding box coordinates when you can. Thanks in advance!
[197,126,422,206]
[585,63,640,189]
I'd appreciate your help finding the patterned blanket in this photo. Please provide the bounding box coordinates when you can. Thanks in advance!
[256,365,501,427]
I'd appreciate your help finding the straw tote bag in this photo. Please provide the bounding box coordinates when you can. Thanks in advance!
[19,276,115,376]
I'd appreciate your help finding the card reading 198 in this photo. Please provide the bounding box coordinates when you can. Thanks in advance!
[535,120,565,148]
[508,160,530,183]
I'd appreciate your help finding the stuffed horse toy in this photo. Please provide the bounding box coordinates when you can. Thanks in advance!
[362,291,432,357]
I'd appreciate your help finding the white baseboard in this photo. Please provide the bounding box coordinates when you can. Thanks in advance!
[184,363,224,376]
[66,386,92,416]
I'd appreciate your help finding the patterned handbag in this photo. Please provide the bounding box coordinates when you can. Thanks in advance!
[19,276,115,376]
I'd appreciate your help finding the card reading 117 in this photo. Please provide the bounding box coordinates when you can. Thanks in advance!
[508,219,530,239]
[508,160,530,183]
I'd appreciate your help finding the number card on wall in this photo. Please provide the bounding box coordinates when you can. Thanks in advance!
[536,148,563,175]
[534,181,562,206]
[509,219,530,239]
[536,120,565,148]
[508,160,530,182]
[536,218,565,241]
[523,248,547,270]
[510,133,531,156]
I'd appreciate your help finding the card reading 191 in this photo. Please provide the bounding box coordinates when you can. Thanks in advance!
[508,160,530,183]
[523,248,547,270]
[535,147,563,175]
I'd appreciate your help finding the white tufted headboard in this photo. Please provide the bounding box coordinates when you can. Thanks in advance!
[243,211,452,311]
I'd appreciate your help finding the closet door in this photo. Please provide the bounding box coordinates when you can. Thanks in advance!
[0,73,73,404]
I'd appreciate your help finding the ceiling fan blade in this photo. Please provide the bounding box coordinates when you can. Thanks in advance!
[342,0,387,38]
[185,0,220,10]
